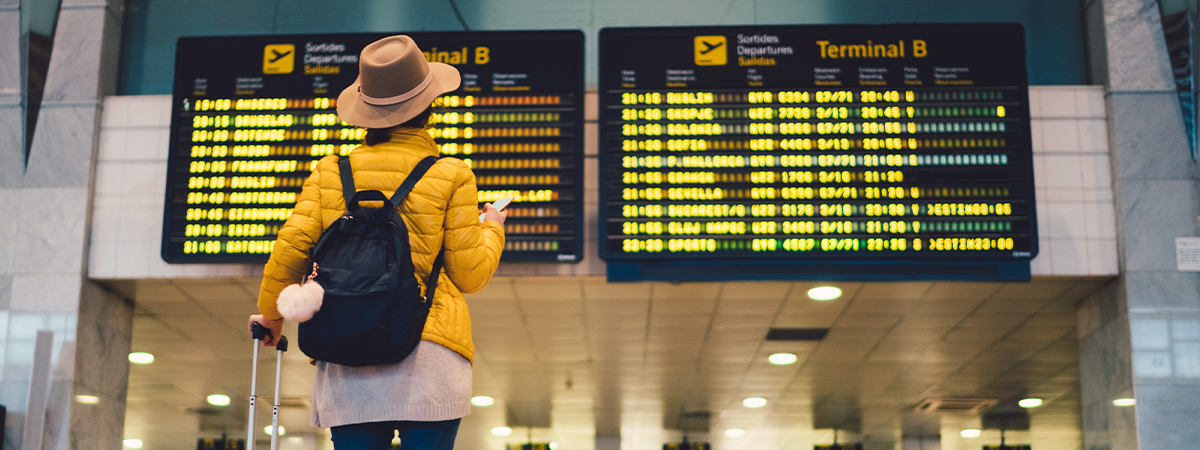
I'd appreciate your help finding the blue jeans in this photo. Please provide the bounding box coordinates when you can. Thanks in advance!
[330,419,461,450]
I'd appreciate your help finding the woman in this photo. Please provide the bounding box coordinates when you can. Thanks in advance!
[248,35,506,449]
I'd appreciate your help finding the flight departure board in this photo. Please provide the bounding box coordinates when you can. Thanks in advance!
[162,31,585,264]
[599,24,1037,277]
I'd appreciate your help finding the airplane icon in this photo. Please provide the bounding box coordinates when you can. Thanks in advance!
[698,40,724,55]
[693,36,726,65]
[269,49,293,63]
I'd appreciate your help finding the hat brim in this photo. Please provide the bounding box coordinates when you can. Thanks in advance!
[336,62,461,129]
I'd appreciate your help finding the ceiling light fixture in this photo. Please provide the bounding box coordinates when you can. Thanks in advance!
[123,439,143,449]
[207,394,231,406]
[1113,398,1136,407]
[960,429,981,438]
[264,426,285,436]
[768,353,798,365]
[75,395,99,404]
[1018,398,1043,408]
[807,286,842,301]
[725,428,745,437]
[287,437,303,444]
[742,397,768,408]
[491,426,513,437]
[128,352,155,364]
[471,396,495,407]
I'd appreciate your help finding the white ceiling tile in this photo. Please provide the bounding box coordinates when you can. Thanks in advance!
[652,298,716,314]
[779,297,851,314]
[519,298,584,314]
[992,280,1077,299]
[844,298,919,314]
[832,313,903,328]
[772,313,840,328]
[524,313,585,329]
[922,281,1004,299]
[585,298,650,315]
[130,280,191,301]
[583,281,652,299]
[651,282,723,300]
[649,313,711,328]
[976,296,1055,313]
[908,296,986,313]
[172,279,254,301]
[719,281,793,300]
[715,298,784,315]
[958,313,1031,328]
[514,279,583,300]
[854,282,934,300]
[711,313,775,329]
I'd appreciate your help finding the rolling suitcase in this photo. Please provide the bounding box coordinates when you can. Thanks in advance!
[249,323,288,450]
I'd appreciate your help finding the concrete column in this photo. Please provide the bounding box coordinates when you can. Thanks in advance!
[1079,0,1200,448]
[0,0,133,450]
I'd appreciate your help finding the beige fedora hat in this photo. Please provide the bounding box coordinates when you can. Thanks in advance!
[337,35,461,128]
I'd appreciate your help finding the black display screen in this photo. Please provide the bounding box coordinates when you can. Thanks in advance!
[599,24,1037,266]
[163,30,585,263]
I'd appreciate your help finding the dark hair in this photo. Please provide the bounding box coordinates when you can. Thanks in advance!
[363,106,435,146]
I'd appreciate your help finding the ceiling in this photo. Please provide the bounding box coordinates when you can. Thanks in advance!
[107,275,1109,450]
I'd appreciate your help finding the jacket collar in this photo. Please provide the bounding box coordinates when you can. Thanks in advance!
[381,128,440,157]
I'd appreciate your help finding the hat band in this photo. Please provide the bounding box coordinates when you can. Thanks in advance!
[359,72,434,106]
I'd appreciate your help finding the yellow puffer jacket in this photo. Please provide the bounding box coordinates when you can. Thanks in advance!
[257,128,504,363]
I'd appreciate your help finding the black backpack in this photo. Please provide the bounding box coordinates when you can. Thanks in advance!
[297,156,444,367]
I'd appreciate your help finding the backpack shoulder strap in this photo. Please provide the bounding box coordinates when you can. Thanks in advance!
[388,156,440,209]
[337,157,356,208]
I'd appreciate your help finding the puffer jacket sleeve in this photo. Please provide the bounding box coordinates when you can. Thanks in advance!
[257,162,327,320]
[442,160,504,294]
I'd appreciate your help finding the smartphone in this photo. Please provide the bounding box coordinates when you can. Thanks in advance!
[479,197,515,222]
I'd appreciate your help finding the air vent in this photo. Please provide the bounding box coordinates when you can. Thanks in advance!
[765,328,829,341]
[913,398,997,413]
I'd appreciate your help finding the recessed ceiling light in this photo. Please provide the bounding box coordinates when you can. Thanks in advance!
[75,395,100,404]
[768,353,798,365]
[725,428,745,437]
[492,426,513,437]
[1113,398,1136,407]
[960,429,981,438]
[471,396,495,407]
[550,443,558,450]
[128,352,154,364]
[807,286,842,301]
[742,397,768,408]
[123,439,143,449]
[264,425,285,436]
[1018,398,1043,408]
[207,394,231,406]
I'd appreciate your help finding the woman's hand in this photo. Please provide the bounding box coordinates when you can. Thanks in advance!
[480,202,508,225]
[247,314,284,346]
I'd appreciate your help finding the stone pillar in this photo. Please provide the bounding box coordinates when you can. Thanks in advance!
[1080,0,1200,448]
[0,0,132,450]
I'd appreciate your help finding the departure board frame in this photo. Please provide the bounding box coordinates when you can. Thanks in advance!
[162,30,585,264]
[599,24,1037,281]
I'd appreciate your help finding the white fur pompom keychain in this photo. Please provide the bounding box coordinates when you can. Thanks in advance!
[277,263,323,322]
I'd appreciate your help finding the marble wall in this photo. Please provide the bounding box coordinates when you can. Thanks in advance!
[1078,0,1200,448]
[0,0,131,450]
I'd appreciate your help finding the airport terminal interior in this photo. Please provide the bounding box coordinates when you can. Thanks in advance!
[3,0,1200,449]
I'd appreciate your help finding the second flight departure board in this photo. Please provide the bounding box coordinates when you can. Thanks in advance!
[599,24,1037,276]
[163,31,585,264]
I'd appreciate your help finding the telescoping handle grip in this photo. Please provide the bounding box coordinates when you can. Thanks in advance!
[251,322,272,341]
